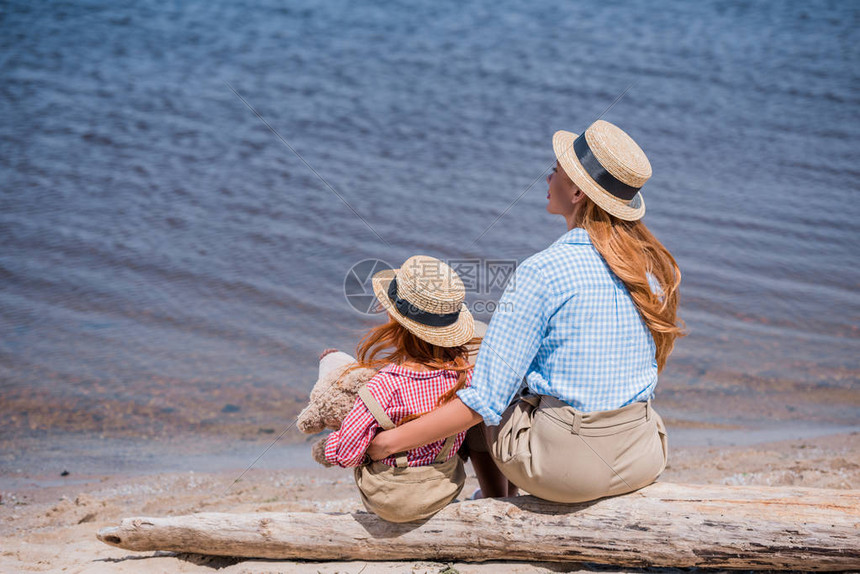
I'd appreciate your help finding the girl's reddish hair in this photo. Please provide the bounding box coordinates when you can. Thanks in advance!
[353,316,479,423]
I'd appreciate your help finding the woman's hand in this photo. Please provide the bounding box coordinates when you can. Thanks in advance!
[366,398,482,460]
[367,430,395,461]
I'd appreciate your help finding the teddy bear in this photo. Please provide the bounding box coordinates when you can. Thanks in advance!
[297,350,377,466]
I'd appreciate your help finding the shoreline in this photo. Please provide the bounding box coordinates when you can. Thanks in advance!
[3,419,858,490]
[1,431,857,573]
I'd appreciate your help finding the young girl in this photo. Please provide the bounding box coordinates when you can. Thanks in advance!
[323,255,477,523]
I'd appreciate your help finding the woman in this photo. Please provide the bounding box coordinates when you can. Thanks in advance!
[367,120,684,503]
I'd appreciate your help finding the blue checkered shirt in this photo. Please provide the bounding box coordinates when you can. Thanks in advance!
[458,227,659,426]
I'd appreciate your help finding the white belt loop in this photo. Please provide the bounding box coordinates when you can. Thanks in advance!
[645,399,652,422]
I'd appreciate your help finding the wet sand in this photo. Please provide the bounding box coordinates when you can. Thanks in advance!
[1,432,857,574]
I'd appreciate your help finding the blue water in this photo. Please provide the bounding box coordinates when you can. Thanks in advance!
[1,0,858,450]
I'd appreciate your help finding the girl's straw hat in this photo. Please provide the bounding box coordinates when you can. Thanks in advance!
[553,120,652,221]
[371,255,474,348]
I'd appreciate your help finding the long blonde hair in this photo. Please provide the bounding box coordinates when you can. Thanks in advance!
[352,316,475,423]
[572,196,685,371]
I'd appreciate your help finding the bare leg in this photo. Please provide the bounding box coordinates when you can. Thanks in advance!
[466,420,519,499]
[471,450,517,498]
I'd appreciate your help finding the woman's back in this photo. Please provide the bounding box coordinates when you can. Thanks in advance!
[526,226,658,410]
[459,226,659,425]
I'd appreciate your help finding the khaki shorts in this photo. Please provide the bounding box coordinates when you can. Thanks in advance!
[353,386,465,523]
[354,455,465,523]
[468,395,667,503]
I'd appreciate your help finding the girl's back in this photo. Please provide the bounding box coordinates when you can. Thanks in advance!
[325,363,472,468]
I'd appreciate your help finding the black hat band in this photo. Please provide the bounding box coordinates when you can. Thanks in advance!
[573,132,641,201]
[387,277,461,327]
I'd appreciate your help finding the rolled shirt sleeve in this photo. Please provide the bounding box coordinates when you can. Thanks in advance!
[457,261,550,426]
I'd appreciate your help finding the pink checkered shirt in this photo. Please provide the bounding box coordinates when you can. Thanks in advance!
[324,363,473,468]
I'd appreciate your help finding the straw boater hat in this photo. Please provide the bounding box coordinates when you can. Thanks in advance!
[553,120,652,221]
[371,255,474,348]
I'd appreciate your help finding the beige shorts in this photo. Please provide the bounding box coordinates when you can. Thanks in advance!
[468,394,667,503]
[353,386,465,523]
[354,455,465,523]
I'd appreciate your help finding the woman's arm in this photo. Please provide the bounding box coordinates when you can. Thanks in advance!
[366,397,482,461]
[456,261,550,425]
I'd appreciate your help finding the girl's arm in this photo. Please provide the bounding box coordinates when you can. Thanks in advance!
[367,397,482,461]
[325,374,395,467]
[324,396,379,467]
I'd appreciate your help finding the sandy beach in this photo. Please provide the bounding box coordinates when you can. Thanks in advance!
[1,431,857,574]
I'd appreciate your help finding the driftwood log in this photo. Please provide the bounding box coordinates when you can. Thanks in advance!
[97,482,860,571]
